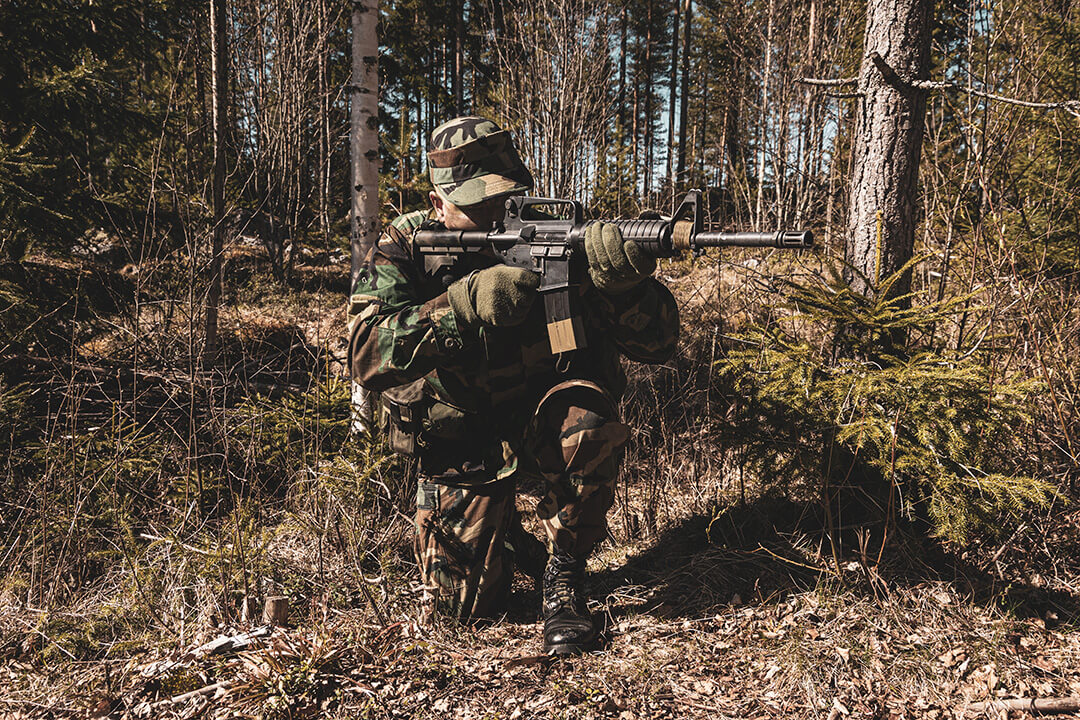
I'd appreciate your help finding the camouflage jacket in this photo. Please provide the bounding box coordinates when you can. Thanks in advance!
[348,210,679,484]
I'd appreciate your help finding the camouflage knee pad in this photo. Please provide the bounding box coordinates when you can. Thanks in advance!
[529,380,629,557]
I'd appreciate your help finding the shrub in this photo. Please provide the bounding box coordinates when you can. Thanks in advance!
[715,261,1057,546]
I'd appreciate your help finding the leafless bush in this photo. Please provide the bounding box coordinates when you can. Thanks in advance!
[487,0,617,199]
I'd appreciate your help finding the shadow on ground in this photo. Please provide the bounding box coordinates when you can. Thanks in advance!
[592,497,822,621]
[586,495,1080,627]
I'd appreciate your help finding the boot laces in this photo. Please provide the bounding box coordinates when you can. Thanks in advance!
[544,552,586,612]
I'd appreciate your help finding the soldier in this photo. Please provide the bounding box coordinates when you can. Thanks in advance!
[348,116,678,655]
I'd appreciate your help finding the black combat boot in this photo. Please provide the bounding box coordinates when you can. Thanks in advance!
[542,551,597,655]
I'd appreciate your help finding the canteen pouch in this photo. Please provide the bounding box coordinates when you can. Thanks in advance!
[380,380,427,457]
[380,381,486,465]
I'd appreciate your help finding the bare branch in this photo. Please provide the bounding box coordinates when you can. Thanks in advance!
[797,77,857,87]
[912,79,1080,117]
[865,51,1079,117]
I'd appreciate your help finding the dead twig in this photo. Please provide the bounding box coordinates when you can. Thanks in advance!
[152,680,231,707]
[797,76,857,87]
[966,697,1080,715]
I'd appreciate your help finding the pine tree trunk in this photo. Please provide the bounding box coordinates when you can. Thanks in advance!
[675,0,690,184]
[453,0,464,114]
[643,0,655,201]
[795,0,819,228]
[754,0,775,230]
[351,0,379,433]
[845,0,932,300]
[318,0,331,245]
[617,4,628,132]
[828,0,932,561]
[203,0,227,367]
[666,0,679,199]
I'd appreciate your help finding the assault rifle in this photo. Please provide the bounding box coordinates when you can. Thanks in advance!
[413,189,813,354]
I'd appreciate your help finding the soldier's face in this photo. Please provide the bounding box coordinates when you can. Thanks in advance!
[430,192,505,231]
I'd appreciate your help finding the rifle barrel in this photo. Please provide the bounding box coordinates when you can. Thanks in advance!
[694,230,814,249]
[412,227,815,252]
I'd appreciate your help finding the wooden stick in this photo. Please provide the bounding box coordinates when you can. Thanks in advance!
[241,595,259,624]
[967,697,1080,715]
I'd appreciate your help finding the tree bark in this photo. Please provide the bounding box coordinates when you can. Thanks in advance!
[666,0,680,198]
[754,0,775,230]
[643,0,655,201]
[454,0,464,114]
[351,0,379,433]
[203,0,227,367]
[317,0,331,245]
[675,0,690,184]
[617,3,628,132]
[845,0,932,300]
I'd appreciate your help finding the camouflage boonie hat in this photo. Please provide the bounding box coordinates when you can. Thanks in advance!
[428,116,533,207]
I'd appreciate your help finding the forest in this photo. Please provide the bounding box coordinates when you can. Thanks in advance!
[2,0,1080,717]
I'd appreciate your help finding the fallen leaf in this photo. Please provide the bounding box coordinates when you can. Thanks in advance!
[599,697,622,713]
[938,648,967,667]
[932,590,953,606]
[692,679,718,695]
[1034,656,1055,672]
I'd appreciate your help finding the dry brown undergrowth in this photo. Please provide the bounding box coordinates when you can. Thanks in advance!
[3,251,1079,720]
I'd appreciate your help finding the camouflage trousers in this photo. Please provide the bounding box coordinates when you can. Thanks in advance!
[414,381,629,620]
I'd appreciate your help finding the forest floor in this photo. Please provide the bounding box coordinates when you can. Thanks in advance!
[3,246,1080,720]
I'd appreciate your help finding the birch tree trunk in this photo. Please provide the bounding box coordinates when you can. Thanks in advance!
[350,0,379,434]
[845,0,932,300]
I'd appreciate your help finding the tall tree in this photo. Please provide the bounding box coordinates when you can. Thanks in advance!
[453,0,465,114]
[664,0,680,199]
[845,0,933,300]
[641,0,656,199]
[490,0,615,198]
[753,0,776,230]
[351,0,379,432]
[675,0,690,187]
[203,0,227,366]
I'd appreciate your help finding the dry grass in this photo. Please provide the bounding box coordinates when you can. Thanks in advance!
[6,488,1080,719]
[2,248,1080,720]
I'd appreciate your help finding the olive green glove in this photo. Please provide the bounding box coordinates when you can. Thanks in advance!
[447,264,540,334]
[584,221,656,295]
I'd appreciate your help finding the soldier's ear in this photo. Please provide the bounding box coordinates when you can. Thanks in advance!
[429,191,445,222]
